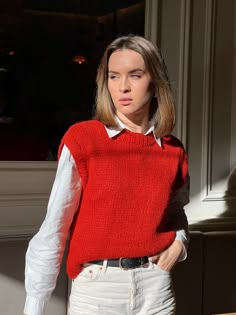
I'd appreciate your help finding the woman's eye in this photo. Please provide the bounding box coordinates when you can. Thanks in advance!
[109,75,118,80]
[130,74,141,78]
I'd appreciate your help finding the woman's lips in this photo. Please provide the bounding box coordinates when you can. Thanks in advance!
[118,98,133,105]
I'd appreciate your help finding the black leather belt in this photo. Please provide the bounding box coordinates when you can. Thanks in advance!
[90,256,149,270]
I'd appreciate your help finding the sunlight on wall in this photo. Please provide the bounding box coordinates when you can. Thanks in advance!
[0,274,25,313]
[186,193,227,226]
[186,167,236,227]
[0,273,67,315]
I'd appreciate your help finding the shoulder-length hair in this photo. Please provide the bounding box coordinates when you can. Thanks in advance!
[95,35,175,137]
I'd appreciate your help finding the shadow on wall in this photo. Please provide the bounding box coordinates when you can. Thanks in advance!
[225,167,236,218]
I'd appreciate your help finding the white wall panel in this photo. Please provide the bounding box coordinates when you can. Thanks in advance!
[188,0,236,228]
[146,0,236,230]
[0,161,56,237]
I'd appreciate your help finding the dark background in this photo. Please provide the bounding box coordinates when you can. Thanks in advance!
[0,0,144,160]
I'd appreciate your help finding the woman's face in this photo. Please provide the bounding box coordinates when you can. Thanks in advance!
[107,49,153,121]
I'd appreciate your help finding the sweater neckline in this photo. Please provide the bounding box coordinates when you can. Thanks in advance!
[93,120,159,147]
[114,129,157,147]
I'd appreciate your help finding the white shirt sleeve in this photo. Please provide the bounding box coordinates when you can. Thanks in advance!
[24,145,82,315]
[168,175,190,261]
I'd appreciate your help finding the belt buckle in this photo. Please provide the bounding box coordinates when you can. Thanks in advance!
[119,257,146,270]
[119,258,131,270]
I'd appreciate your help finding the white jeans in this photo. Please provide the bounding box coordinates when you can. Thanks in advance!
[68,261,175,315]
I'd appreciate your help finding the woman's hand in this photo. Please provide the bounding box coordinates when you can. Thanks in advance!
[149,240,184,271]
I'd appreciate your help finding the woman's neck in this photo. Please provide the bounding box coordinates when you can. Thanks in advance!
[116,112,149,134]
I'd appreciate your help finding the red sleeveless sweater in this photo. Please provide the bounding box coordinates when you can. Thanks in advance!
[58,120,188,279]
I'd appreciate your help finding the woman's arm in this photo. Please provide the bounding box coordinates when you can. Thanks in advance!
[168,174,190,261]
[150,175,190,269]
[24,145,82,315]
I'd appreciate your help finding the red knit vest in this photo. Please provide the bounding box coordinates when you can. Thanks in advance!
[58,120,188,279]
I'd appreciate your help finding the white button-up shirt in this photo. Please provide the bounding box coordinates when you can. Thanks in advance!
[24,121,190,315]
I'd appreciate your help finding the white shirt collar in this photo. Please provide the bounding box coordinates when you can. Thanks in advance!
[105,117,162,147]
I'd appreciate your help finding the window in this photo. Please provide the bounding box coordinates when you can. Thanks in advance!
[0,0,145,160]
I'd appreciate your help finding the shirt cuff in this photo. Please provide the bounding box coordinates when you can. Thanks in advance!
[175,230,189,262]
[176,240,187,262]
[24,295,49,315]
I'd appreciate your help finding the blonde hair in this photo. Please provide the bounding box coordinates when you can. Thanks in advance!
[95,35,175,137]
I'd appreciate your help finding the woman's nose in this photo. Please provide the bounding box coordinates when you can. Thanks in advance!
[119,78,130,92]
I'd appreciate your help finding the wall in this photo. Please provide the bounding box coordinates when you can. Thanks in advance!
[0,238,68,315]
[145,0,236,230]
[145,0,236,314]
[0,163,69,315]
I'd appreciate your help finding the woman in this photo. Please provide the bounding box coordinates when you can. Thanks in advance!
[24,35,190,315]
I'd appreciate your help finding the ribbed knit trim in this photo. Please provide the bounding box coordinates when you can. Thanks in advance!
[91,120,157,147]
[75,120,158,147]
[116,128,158,147]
